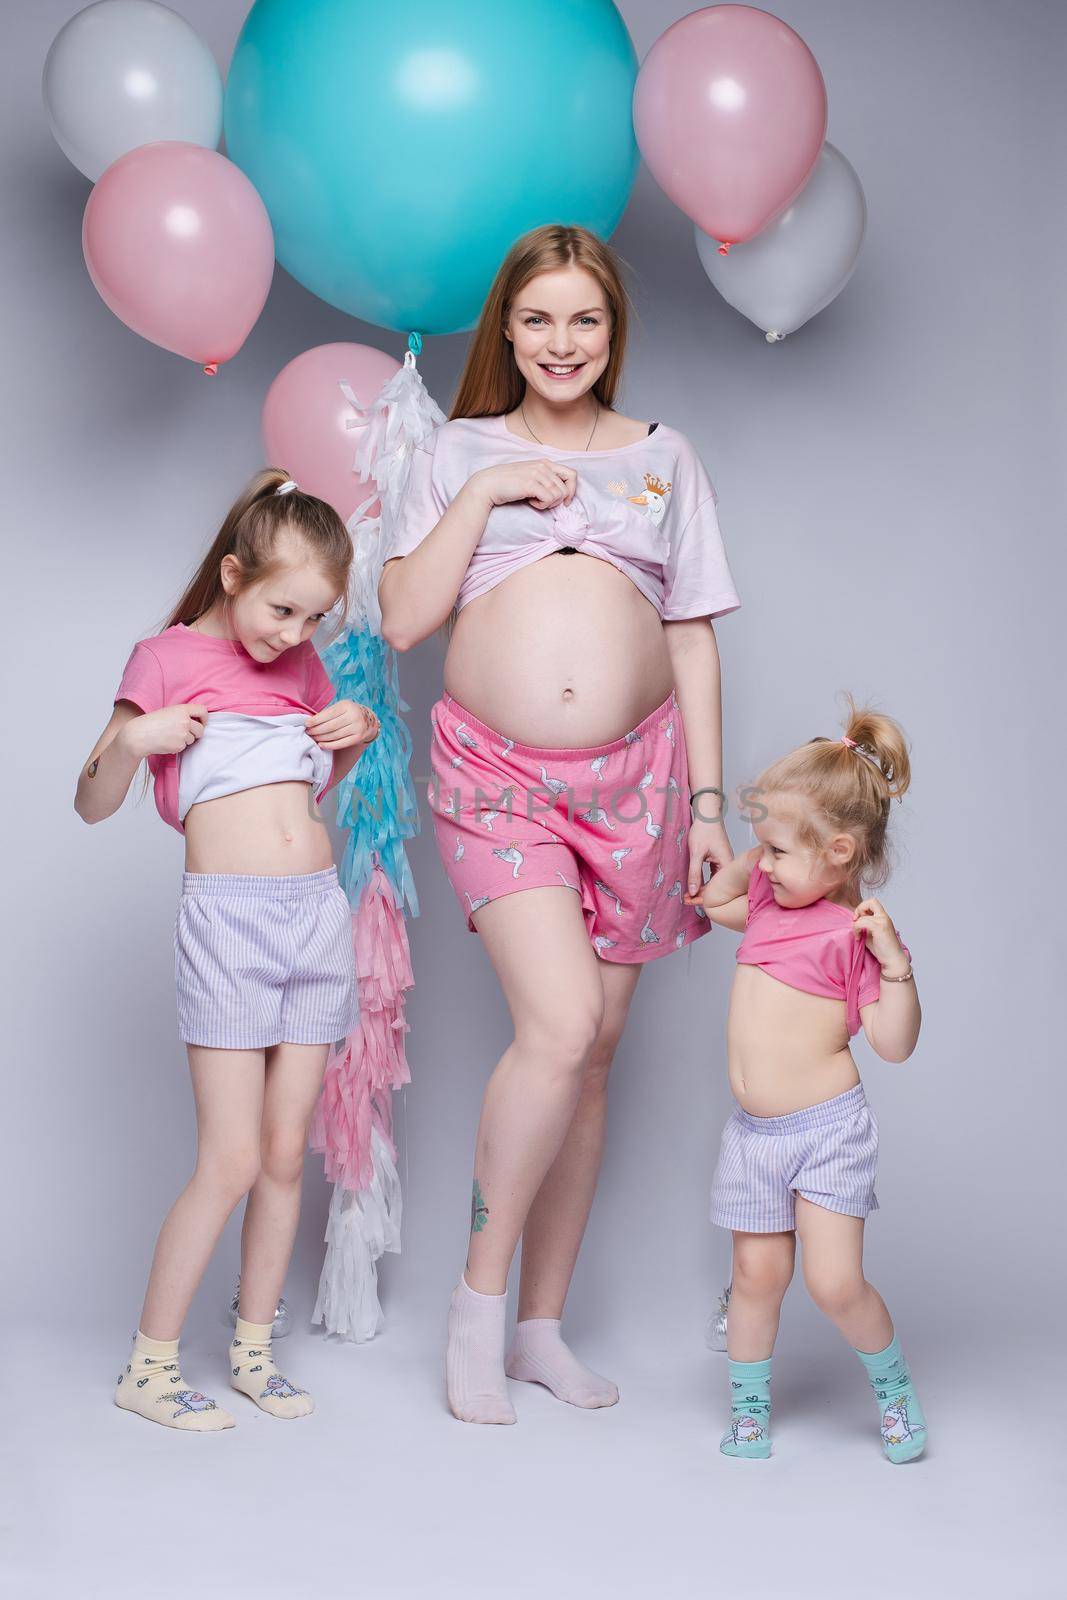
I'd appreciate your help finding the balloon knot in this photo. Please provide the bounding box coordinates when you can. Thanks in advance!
[203,362,219,377]
[407,331,423,356]
[717,242,731,257]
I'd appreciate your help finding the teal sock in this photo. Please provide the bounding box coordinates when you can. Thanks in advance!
[720,1357,772,1459]
[855,1334,927,1463]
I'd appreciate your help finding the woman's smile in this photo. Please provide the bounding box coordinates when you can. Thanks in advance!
[539,362,586,380]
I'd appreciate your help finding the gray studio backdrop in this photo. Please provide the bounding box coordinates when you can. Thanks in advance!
[6,0,1062,1373]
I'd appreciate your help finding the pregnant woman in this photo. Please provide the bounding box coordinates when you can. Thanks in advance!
[379,224,741,1424]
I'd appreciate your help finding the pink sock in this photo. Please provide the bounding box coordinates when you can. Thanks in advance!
[505,1318,619,1409]
[446,1276,516,1425]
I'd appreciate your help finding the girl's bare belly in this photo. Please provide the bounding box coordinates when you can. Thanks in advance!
[444,551,675,746]
[183,782,335,875]
[727,965,861,1117]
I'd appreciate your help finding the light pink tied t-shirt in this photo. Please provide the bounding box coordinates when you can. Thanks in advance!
[384,415,741,621]
[736,858,912,1038]
[113,623,336,835]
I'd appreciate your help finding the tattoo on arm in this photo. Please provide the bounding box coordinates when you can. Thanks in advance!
[470,1180,489,1234]
[86,758,99,778]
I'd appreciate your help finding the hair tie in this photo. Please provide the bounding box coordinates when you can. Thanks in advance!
[839,733,885,776]
[275,478,298,496]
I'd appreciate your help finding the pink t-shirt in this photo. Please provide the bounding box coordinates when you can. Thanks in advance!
[735,858,911,1038]
[384,415,741,621]
[113,623,336,834]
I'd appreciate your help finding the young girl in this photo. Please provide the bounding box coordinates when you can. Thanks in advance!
[76,470,379,1432]
[685,701,926,1463]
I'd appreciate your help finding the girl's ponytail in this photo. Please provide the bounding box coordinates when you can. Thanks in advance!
[840,697,911,805]
[157,468,353,639]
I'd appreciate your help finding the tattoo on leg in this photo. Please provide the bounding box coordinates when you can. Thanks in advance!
[470,1179,489,1234]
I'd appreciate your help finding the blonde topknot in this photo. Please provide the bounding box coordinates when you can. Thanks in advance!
[753,695,912,892]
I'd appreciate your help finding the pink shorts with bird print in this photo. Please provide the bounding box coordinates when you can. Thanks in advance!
[428,688,712,964]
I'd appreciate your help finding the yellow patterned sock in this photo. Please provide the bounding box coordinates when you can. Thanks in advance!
[115,1331,235,1432]
[230,1318,314,1418]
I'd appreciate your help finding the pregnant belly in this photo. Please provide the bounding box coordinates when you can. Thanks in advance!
[183,781,335,876]
[444,551,675,747]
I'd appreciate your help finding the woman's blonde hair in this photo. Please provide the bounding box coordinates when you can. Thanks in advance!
[440,223,634,641]
[752,696,912,892]
[136,469,353,798]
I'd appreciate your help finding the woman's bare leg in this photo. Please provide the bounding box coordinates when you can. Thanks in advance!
[446,885,604,1423]
[463,886,606,1294]
[238,1040,330,1324]
[516,957,642,1320]
[137,1046,265,1341]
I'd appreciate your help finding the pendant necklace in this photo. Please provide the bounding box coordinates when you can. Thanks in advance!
[520,399,600,452]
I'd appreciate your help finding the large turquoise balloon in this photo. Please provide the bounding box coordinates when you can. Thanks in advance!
[224,0,638,335]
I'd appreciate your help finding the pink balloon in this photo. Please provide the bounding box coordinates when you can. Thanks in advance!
[634,5,827,251]
[262,344,401,522]
[82,141,274,373]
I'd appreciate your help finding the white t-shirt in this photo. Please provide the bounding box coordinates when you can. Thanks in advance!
[384,414,741,622]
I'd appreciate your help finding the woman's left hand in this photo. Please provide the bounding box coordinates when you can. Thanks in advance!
[687,819,733,899]
[852,898,907,970]
[306,699,380,750]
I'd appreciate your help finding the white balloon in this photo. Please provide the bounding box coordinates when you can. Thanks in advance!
[42,1,222,183]
[695,143,867,341]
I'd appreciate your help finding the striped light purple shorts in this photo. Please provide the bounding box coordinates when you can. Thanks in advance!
[174,866,358,1050]
[710,1083,879,1233]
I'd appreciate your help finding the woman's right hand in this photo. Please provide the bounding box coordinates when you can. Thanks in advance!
[472,460,577,512]
[123,703,209,759]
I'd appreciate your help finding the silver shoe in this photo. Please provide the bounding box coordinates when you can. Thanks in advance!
[704,1283,731,1352]
[229,1277,291,1338]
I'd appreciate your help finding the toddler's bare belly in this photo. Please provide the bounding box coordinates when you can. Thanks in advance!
[444,551,675,747]
[183,782,335,875]
[727,965,860,1116]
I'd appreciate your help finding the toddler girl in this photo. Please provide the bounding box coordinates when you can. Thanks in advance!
[685,700,926,1463]
[76,471,379,1431]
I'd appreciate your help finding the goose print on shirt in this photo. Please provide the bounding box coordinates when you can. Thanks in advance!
[606,471,673,531]
[628,472,673,529]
